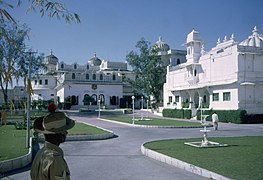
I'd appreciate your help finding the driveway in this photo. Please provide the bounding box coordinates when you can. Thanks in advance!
[3,110,263,180]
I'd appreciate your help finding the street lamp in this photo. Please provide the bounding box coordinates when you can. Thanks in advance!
[132,96,135,124]
[146,99,149,118]
[141,96,144,109]
[98,99,101,119]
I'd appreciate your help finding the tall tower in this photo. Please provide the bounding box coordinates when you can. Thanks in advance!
[185,29,202,64]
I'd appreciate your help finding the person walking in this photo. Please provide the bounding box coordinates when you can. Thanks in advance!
[212,111,219,130]
[30,103,75,180]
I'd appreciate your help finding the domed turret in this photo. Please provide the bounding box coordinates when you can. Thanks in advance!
[239,26,263,47]
[186,29,202,44]
[88,53,102,66]
[156,36,170,52]
[44,50,58,65]
[185,29,202,64]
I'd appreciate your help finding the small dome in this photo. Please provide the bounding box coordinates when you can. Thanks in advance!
[239,26,263,47]
[88,53,102,66]
[186,29,202,43]
[44,51,58,65]
[156,36,170,52]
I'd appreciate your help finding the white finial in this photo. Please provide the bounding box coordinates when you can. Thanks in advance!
[230,33,235,40]
[253,26,258,36]
[94,52,96,57]
[50,49,53,55]
[158,36,162,41]
[223,36,227,42]
[201,44,206,55]
[217,37,221,44]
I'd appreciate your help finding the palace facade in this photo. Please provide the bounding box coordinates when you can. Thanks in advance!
[31,53,134,109]
[163,26,263,115]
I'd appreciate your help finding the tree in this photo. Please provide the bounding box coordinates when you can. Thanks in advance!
[0,21,44,105]
[0,0,80,24]
[126,38,166,104]
[0,0,79,107]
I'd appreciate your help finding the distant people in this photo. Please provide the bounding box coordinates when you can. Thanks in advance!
[30,103,75,180]
[212,112,219,130]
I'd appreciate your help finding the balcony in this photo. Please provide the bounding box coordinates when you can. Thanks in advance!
[186,75,199,85]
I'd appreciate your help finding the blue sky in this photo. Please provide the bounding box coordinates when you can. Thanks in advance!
[11,0,263,64]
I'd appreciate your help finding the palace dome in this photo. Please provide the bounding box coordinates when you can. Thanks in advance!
[88,53,102,66]
[239,26,263,47]
[155,36,170,52]
[44,51,58,65]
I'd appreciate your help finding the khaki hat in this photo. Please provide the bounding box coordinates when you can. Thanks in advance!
[33,112,75,134]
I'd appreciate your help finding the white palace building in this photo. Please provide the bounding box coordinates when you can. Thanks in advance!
[31,53,134,108]
[163,26,263,115]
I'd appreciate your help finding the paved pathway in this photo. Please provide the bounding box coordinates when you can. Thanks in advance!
[3,111,263,180]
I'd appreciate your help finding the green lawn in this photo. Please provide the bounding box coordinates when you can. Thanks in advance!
[0,122,110,162]
[0,125,28,161]
[144,136,263,180]
[68,122,110,135]
[103,116,204,127]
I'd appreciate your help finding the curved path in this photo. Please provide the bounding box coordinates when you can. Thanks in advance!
[3,110,263,180]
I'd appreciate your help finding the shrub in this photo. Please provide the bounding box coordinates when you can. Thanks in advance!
[196,109,247,124]
[162,109,191,119]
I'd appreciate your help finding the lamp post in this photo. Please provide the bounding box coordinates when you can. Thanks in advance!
[98,99,101,119]
[141,96,144,109]
[146,99,149,118]
[132,96,135,124]
[26,53,33,148]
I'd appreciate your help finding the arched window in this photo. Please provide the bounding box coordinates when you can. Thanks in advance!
[100,74,103,80]
[83,94,90,105]
[177,59,180,65]
[91,94,97,105]
[86,74,89,80]
[86,65,89,69]
[112,74,116,81]
[74,64,77,69]
[93,74,96,80]
[61,63,64,69]
[71,95,77,105]
[99,94,105,104]
[194,69,197,76]
[72,73,76,79]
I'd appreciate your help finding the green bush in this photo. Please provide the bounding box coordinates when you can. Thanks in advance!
[196,109,247,124]
[162,109,191,119]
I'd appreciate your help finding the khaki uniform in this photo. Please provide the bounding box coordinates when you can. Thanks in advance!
[31,142,71,180]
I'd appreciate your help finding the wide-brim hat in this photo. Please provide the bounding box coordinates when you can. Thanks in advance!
[33,112,75,134]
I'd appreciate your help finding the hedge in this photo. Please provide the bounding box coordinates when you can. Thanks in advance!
[197,109,248,124]
[162,109,191,119]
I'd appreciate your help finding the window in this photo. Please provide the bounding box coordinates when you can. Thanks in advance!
[213,93,219,101]
[74,64,77,69]
[99,74,103,80]
[34,80,37,85]
[168,96,172,103]
[86,65,89,69]
[112,74,116,80]
[99,94,105,104]
[61,64,64,69]
[72,73,76,79]
[51,94,54,96]
[45,79,48,85]
[223,92,231,101]
[175,96,179,102]
[39,80,42,85]
[194,69,197,76]
[86,74,89,80]
[176,59,180,65]
[93,74,96,80]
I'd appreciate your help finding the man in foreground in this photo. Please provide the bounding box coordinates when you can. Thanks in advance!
[30,103,75,180]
